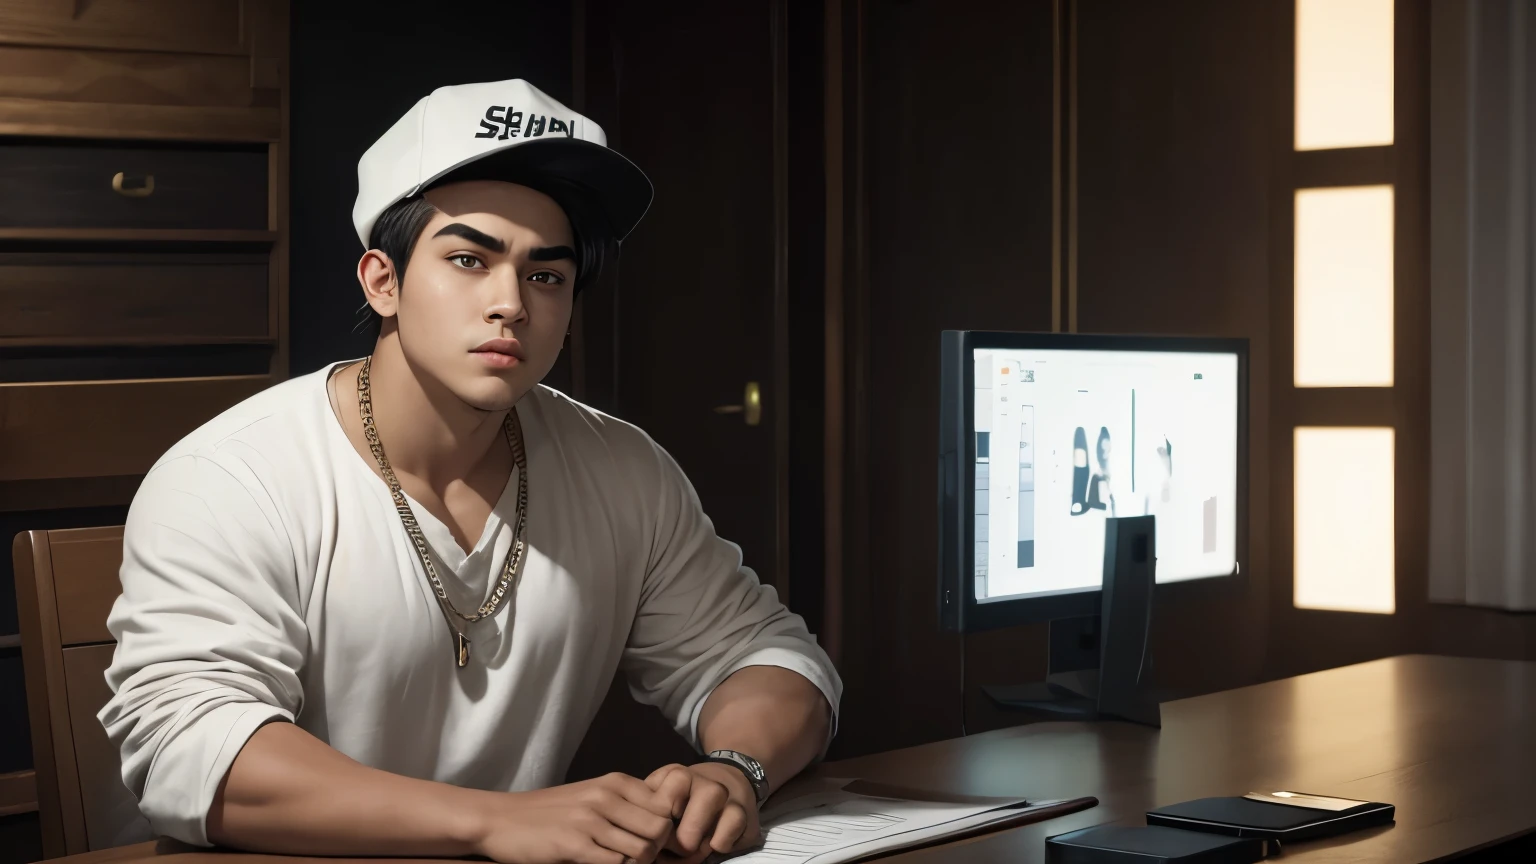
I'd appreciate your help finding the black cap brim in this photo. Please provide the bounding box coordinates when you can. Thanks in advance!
[424,137,654,243]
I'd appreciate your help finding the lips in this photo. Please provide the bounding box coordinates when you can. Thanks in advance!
[472,338,526,360]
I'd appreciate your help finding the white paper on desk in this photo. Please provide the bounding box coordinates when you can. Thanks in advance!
[722,778,1071,864]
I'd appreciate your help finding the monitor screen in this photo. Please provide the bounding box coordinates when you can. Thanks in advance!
[968,343,1241,605]
[939,332,1248,631]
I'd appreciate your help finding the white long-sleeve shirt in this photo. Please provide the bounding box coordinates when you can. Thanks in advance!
[98,360,841,847]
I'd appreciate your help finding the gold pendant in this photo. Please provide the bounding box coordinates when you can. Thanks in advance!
[456,631,471,667]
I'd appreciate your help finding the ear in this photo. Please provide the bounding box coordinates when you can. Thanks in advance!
[358,249,400,318]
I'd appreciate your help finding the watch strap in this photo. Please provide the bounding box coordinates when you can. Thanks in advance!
[699,750,770,805]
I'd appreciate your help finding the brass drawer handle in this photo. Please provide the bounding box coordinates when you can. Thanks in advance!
[111,172,155,198]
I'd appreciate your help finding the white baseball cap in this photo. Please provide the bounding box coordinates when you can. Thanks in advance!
[352,78,653,249]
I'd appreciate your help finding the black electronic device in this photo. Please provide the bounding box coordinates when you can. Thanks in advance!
[938,331,1247,725]
[1046,824,1270,864]
[1146,792,1396,842]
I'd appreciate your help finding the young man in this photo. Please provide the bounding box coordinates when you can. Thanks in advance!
[99,79,840,864]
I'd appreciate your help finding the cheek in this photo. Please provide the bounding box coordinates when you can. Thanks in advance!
[524,289,574,341]
[399,271,475,333]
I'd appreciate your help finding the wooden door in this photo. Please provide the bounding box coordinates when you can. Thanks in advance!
[582,0,786,588]
[566,0,792,780]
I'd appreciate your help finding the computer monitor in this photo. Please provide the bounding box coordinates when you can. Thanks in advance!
[939,331,1248,633]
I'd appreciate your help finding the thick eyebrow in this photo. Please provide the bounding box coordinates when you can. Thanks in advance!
[432,222,507,254]
[529,245,576,264]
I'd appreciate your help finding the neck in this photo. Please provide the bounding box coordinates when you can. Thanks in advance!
[361,334,508,490]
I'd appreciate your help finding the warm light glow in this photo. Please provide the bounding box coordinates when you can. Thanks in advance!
[1294,185,1394,387]
[1294,427,1395,614]
[1295,0,1394,150]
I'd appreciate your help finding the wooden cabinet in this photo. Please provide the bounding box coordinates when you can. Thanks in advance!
[0,1,291,846]
[0,0,290,503]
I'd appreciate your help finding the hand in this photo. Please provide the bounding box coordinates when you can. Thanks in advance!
[644,763,762,863]
[472,772,677,864]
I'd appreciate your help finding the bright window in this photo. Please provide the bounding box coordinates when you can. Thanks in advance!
[1294,185,1394,387]
[1294,427,1395,614]
[1295,0,1394,150]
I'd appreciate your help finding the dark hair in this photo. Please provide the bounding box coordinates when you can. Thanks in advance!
[356,166,619,337]
[1096,426,1112,468]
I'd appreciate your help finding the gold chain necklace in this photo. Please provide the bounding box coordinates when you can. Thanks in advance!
[356,355,529,668]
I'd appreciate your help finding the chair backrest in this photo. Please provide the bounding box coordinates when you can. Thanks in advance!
[13,527,152,858]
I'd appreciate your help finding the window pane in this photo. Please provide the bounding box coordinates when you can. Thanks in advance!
[1294,185,1394,387]
[1294,427,1395,613]
[1295,0,1394,150]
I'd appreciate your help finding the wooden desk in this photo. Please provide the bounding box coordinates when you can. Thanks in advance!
[44,654,1536,864]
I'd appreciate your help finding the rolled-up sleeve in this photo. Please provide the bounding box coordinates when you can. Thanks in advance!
[619,435,842,754]
[98,454,307,846]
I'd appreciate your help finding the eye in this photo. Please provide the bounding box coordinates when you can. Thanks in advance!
[449,254,485,270]
[528,271,568,286]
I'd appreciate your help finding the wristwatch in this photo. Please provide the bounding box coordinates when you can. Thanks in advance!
[701,749,770,806]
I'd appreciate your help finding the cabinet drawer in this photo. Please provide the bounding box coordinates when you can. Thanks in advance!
[0,140,267,230]
[0,375,271,481]
[0,253,268,344]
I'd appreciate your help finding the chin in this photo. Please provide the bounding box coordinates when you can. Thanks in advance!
[453,369,542,412]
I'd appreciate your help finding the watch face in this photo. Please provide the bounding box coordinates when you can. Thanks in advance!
[737,753,765,779]
[712,750,768,794]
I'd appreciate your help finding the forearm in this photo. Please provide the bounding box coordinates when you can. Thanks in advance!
[206,720,488,857]
[697,666,832,797]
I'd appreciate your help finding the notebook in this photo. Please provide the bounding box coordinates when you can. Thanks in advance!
[720,777,1097,864]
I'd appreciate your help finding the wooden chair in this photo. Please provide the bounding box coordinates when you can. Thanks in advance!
[13,527,152,858]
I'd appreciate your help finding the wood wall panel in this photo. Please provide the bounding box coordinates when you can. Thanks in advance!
[0,375,269,482]
[1428,606,1536,661]
[0,45,255,107]
[0,1,245,56]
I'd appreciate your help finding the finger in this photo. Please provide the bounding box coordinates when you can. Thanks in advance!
[577,840,627,864]
[683,841,720,864]
[654,766,694,820]
[606,772,677,819]
[599,798,675,848]
[675,778,729,854]
[709,803,749,853]
[590,818,661,864]
[645,763,684,788]
[742,813,765,849]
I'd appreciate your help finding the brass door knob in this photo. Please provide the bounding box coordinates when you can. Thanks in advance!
[713,381,762,426]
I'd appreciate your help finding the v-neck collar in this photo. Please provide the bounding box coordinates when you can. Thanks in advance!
[407,469,519,570]
[319,358,523,570]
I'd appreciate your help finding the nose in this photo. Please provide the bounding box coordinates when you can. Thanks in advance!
[484,268,528,325]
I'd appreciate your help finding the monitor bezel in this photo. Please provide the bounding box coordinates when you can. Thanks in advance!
[941,330,1250,633]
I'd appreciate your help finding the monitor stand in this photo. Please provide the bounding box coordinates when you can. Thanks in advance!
[981,516,1162,728]
[982,616,1103,719]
